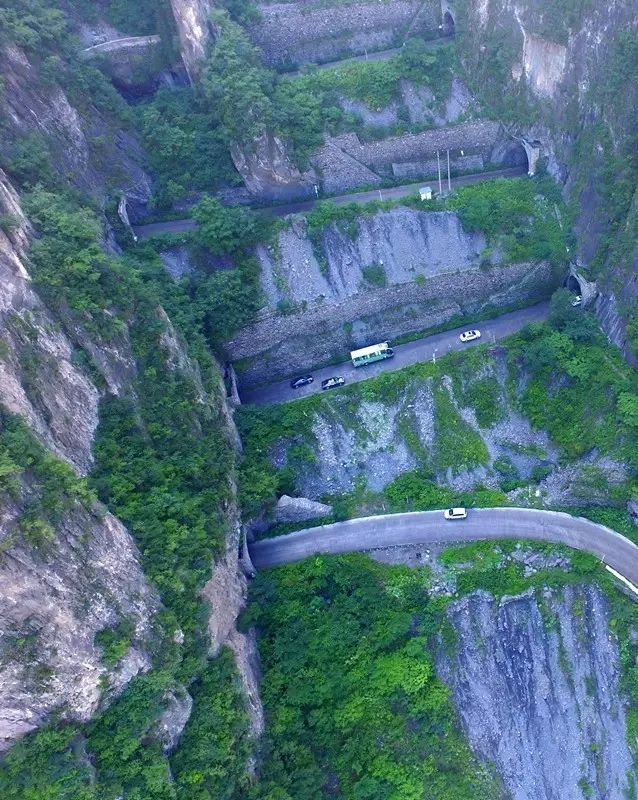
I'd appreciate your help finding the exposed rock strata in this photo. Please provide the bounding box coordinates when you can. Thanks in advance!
[458,0,638,354]
[201,489,264,737]
[0,170,100,474]
[231,132,315,200]
[0,46,150,202]
[438,586,633,800]
[169,0,215,80]
[0,500,160,751]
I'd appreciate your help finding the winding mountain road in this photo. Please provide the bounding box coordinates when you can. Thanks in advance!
[132,167,527,240]
[240,301,549,405]
[248,508,638,588]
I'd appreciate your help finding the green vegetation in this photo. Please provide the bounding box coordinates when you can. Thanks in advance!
[511,290,638,465]
[202,11,274,146]
[362,263,387,287]
[95,618,136,668]
[23,188,138,337]
[137,86,242,209]
[432,385,490,473]
[273,41,455,162]
[0,646,253,800]
[0,410,96,549]
[244,554,500,799]
[447,174,568,265]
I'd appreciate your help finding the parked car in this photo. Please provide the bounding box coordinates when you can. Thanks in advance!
[460,330,481,343]
[321,376,346,391]
[444,507,468,520]
[290,375,313,389]
[571,295,582,307]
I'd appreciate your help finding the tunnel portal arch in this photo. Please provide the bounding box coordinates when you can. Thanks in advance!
[442,11,455,36]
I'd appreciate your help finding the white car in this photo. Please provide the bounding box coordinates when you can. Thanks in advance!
[444,507,468,520]
[459,330,481,343]
[571,295,582,307]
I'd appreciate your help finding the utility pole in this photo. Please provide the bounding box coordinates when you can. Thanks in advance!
[447,149,451,192]
[437,151,442,195]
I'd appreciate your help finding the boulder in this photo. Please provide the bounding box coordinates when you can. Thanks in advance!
[274,495,332,523]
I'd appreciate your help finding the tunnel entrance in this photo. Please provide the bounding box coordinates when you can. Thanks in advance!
[565,274,582,293]
[442,11,455,36]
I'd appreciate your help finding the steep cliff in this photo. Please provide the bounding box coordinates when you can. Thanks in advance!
[230,204,558,386]
[439,585,634,799]
[0,170,100,474]
[457,0,638,360]
[0,491,159,751]
[0,45,151,208]
[230,131,315,201]
[169,0,216,80]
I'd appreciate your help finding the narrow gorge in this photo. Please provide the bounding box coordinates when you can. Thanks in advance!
[0,0,636,797]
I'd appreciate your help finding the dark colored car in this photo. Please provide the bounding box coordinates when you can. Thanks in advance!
[290,375,313,389]
[321,376,346,391]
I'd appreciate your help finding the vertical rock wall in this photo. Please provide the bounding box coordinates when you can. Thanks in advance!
[439,585,633,800]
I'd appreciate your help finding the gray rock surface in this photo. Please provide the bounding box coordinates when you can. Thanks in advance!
[298,399,417,497]
[258,209,488,310]
[231,132,315,201]
[169,0,215,79]
[0,170,100,474]
[274,495,332,523]
[438,585,633,800]
[155,689,193,754]
[0,501,160,751]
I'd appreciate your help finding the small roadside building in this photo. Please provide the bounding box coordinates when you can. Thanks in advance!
[419,186,433,201]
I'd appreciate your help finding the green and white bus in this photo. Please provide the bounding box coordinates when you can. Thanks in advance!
[350,342,395,367]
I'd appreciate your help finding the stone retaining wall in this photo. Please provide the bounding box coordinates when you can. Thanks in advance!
[311,122,527,193]
[229,260,556,387]
[251,0,439,67]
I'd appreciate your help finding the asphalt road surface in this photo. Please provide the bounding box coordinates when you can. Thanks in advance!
[240,301,549,405]
[248,508,638,588]
[132,167,527,240]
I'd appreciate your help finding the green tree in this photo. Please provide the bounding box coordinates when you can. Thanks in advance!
[202,11,274,144]
[192,197,258,255]
[617,393,638,427]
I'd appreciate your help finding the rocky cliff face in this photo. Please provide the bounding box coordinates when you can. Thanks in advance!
[0,170,100,475]
[0,498,159,751]
[202,485,264,738]
[459,0,638,357]
[230,132,315,201]
[169,0,215,80]
[229,208,556,386]
[438,585,634,799]
[0,45,151,206]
